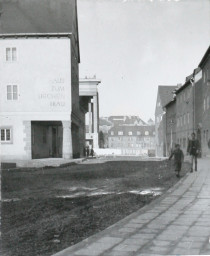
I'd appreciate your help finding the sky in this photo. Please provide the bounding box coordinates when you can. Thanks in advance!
[77,0,210,122]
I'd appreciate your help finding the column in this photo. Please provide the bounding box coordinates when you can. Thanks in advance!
[93,95,99,148]
[62,121,73,159]
[23,121,32,160]
[88,102,92,134]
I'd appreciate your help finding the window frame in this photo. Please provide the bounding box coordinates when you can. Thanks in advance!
[6,47,17,62]
[7,85,18,100]
[0,126,13,144]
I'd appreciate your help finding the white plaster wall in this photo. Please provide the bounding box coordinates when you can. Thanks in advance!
[0,38,72,160]
[0,38,71,115]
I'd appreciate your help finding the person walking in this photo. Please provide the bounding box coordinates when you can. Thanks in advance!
[169,144,184,178]
[187,132,200,172]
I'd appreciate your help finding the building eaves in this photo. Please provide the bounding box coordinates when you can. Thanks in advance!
[198,45,210,68]
[164,99,176,109]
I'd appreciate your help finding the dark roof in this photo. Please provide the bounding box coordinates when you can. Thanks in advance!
[198,45,210,68]
[0,0,76,34]
[158,86,177,107]
[108,116,146,126]
[99,118,112,126]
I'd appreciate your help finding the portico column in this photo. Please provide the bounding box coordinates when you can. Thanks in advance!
[93,95,99,148]
[62,121,72,159]
[88,102,92,134]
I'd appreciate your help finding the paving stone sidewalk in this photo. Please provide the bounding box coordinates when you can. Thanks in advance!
[52,158,210,256]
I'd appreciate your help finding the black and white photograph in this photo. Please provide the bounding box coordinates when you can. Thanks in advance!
[0,0,210,255]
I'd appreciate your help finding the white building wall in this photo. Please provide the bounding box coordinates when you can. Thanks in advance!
[0,38,72,160]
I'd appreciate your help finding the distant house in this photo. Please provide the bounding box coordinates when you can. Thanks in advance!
[108,124,155,156]
[0,0,86,160]
[155,86,177,157]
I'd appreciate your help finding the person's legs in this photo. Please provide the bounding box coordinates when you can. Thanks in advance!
[190,155,193,172]
[195,155,197,171]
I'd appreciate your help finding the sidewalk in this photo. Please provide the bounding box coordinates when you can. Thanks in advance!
[1,157,85,169]
[52,158,210,256]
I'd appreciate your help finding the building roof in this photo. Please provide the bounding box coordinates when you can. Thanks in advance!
[158,86,177,107]
[0,0,76,34]
[108,116,146,126]
[198,45,210,68]
[99,118,112,126]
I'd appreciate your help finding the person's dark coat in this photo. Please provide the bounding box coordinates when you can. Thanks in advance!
[187,139,200,156]
[169,148,184,172]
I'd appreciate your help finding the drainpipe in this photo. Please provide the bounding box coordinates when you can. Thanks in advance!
[190,73,195,133]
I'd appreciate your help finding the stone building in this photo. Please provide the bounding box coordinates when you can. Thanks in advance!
[107,117,155,156]
[198,46,210,156]
[155,86,177,157]
[174,69,202,154]
[163,45,210,157]
[0,0,86,160]
[164,99,176,156]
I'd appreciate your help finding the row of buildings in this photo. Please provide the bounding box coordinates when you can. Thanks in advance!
[99,116,155,156]
[155,46,210,157]
[0,0,101,162]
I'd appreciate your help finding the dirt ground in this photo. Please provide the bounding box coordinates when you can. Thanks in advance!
[1,158,190,256]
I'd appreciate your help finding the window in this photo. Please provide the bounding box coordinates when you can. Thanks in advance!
[7,85,18,100]
[110,131,114,135]
[204,98,206,111]
[6,47,17,61]
[145,131,149,135]
[207,96,210,109]
[177,117,179,127]
[137,131,141,135]
[128,131,132,136]
[1,127,12,143]
[118,131,123,135]
[183,114,186,125]
[187,113,190,124]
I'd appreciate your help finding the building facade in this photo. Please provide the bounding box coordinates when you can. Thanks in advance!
[0,0,86,160]
[155,86,177,157]
[107,117,155,156]
[163,45,210,157]
[198,46,210,156]
[164,99,176,156]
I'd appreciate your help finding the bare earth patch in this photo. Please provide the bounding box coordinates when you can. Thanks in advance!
[1,159,190,256]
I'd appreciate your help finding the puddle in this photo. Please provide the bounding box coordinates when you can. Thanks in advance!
[68,187,97,192]
[2,198,21,202]
[56,187,163,199]
[129,188,163,196]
